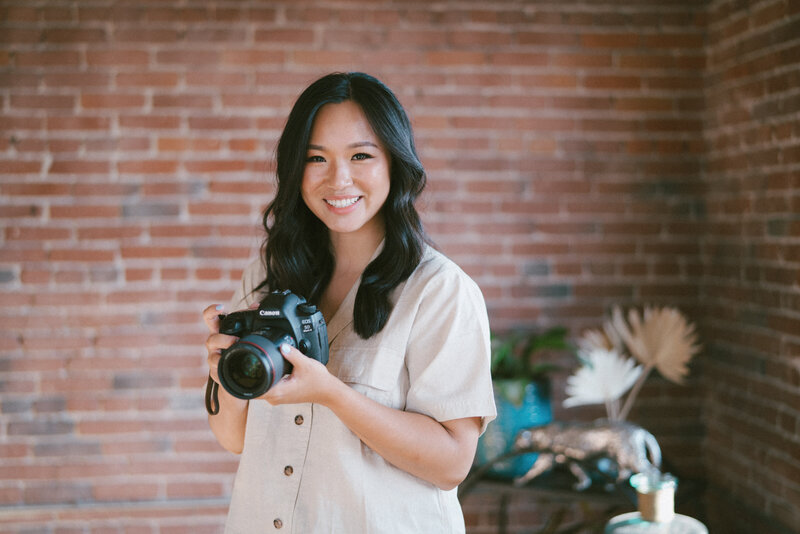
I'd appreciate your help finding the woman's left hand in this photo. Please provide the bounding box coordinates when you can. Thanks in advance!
[262,344,339,406]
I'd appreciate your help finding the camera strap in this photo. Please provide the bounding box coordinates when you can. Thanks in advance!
[205,375,220,415]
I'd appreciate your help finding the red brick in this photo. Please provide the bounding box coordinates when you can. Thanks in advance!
[85,48,149,66]
[153,94,214,108]
[425,50,486,66]
[42,28,107,43]
[121,247,189,259]
[46,116,111,131]
[185,70,247,87]
[49,249,115,262]
[81,93,145,108]
[49,160,110,174]
[117,159,179,174]
[11,95,75,110]
[15,50,81,67]
[187,117,252,130]
[42,72,110,87]
[582,32,640,48]
[0,160,43,174]
[551,52,612,67]
[117,72,179,87]
[50,205,120,218]
[156,50,221,65]
[114,28,181,43]
[221,93,282,108]
[119,114,180,129]
[255,28,315,44]
[184,160,248,173]
[220,48,286,65]
[518,31,578,47]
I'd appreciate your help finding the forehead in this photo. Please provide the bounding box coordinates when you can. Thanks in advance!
[309,101,380,143]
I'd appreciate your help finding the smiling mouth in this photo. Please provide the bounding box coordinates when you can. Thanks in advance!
[325,197,361,208]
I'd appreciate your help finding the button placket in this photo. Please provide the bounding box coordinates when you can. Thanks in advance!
[271,405,311,533]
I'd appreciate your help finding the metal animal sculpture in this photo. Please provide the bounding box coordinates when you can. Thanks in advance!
[512,420,662,491]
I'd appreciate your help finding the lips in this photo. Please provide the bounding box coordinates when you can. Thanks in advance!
[325,196,361,208]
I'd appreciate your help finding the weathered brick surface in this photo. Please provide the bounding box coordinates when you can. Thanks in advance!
[0,1,797,533]
[702,1,800,532]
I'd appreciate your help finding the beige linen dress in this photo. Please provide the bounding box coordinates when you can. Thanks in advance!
[223,244,496,534]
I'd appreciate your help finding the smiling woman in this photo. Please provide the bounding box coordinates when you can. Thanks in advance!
[201,72,496,533]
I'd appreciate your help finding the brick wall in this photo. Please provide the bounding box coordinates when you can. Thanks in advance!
[0,1,796,533]
[702,1,800,533]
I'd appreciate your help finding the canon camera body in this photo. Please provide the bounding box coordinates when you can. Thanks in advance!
[216,290,328,399]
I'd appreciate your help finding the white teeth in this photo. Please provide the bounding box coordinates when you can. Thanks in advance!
[326,197,360,208]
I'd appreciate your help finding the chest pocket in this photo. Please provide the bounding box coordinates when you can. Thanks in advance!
[328,345,405,407]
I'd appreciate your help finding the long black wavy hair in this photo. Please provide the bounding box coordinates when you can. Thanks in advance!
[257,72,428,339]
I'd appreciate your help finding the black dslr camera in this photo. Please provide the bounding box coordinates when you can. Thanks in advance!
[206,290,328,411]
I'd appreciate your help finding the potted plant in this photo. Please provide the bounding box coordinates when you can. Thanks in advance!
[475,327,568,479]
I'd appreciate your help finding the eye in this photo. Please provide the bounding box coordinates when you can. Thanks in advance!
[306,155,325,163]
[352,153,373,161]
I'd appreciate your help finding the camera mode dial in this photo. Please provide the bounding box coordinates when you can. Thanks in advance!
[297,303,318,314]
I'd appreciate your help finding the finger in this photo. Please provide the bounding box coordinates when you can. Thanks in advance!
[206,333,239,383]
[205,332,239,355]
[203,304,225,333]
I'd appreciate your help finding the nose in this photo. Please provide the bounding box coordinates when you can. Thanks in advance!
[328,159,353,188]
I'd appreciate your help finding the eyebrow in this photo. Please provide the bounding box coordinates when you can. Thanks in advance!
[307,141,379,151]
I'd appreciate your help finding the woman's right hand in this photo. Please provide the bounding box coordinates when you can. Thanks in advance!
[202,304,239,385]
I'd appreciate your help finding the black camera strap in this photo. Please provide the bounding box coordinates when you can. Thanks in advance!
[205,375,220,415]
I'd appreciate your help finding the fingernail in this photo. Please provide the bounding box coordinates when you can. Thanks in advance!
[215,304,224,311]
[280,344,291,355]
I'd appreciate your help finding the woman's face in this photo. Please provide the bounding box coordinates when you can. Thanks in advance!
[301,100,391,242]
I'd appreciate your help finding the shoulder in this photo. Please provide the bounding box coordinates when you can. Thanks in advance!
[412,245,478,286]
[405,245,485,303]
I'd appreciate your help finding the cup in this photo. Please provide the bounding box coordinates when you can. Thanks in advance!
[630,471,677,523]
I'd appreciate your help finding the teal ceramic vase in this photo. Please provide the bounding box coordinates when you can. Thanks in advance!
[474,379,553,479]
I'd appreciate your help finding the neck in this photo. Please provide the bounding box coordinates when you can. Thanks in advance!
[329,225,385,276]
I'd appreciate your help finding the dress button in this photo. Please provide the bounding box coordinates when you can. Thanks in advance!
[294,415,304,425]
[274,518,283,529]
[284,465,293,476]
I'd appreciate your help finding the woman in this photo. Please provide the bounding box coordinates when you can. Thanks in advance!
[203,72,495,533]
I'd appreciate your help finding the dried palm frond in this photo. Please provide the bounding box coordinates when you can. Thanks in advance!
[611,306,701,420]
[611,306,700,384]
[575,317,626,356]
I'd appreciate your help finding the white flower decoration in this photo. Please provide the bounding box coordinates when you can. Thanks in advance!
[563,349,642,419]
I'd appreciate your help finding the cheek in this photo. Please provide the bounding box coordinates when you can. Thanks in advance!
[300,171,321,200]
[368,164,391,198]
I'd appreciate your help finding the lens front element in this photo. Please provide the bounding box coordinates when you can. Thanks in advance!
[228,352,266,391]
[218,334,286,399]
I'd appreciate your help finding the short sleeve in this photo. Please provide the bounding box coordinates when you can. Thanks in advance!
[403,262,497,434]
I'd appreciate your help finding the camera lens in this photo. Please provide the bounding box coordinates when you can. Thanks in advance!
[228,352,266,390]
[218,332,292,399]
